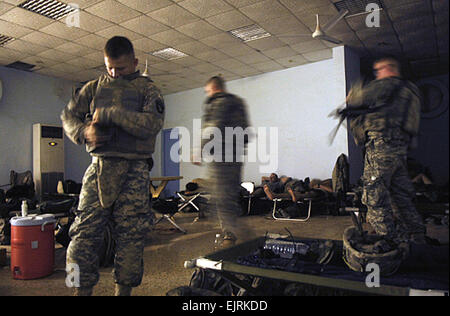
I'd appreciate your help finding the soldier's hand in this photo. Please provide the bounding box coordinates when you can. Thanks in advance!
[84,122,110,148]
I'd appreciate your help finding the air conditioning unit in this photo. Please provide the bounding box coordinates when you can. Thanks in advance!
[33,124,64,199]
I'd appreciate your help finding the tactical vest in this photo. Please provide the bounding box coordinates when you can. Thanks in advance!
[86,74,153,156]
[350,78,421,145]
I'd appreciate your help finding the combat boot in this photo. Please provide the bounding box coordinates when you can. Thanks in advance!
[73,287,93,296]
[115,284,132,296]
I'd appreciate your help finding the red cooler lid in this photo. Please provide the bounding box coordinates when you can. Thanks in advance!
[10,214,56,227]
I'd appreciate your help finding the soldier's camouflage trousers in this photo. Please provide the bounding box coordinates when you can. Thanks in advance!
[207,162,244,239]
[66,157,152,288]
[362,138,426,244]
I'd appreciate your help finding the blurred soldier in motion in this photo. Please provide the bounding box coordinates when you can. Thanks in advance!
[346,56,426,248]
[61,36,164,296]
[194,76,251,248]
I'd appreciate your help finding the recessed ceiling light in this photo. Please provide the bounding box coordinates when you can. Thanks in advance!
[228,24,271,42]
[19,0,78,20]
[0,34,14,46]
[151,48,188,61]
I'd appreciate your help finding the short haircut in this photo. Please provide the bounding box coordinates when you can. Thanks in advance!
[206,76,226,90]
[374,56,401,74]
[104,36,135,59]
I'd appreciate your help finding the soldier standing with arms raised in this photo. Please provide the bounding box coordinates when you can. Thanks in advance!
[61,36,164,296]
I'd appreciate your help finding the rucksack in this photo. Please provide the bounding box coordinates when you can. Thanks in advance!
[332,153,350,194]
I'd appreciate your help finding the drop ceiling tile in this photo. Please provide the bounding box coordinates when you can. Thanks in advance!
[177,20,222,40]
[49,62,81,74]
[393,16,434,36]
[2,0,26,5]
[191,62,223,73]
[133,37,167,53]
[77,34,108,50]
[289,40,327,54]
[36,49,77,63]
[224,0,265,8]
[77,11,114,32]
[85,0,141,23]
[381,0,423,9]
[302,48,333,62]
[195,49,231,63]
[279,0,331,14]
[20,31,68,49]
[0,20,33,38]
[387,1,431,21]
[59,0,103,9]
[83,50,105,62]
[54,42,96,56]
[4,39,48,55]
[95,25,143,41]
[234,51,270,64]
[258,15,310,36]
[0,7,53,30]
[251,60,284,72]
[39,21,90,41]
[117,0,172,13]
[205,9,253,31]
[21,55,60,68]
[245,36,285,51]
[275,54,308,67]
[0,2,14,15]
[211,58,246,69]
[277,32,313,45]
[172,41,213,55]
[199,33,242,49]
[178,0,233,18]
[147,4,200,28]
[239,0,291,22]
[121,15,170,37]
[151,61,185,73]
[151,29,194,47]
[171,56,204,66]
[228,64,260,76]
[34,67,67,79]
[217,43,257,57]
[261,45,298,59]
[0,46,29,62]
[66,56,103,69]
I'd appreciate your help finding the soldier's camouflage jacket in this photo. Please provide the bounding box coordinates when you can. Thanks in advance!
[201,92,250,163]
[61,71,165,159]
[348,77,422,146]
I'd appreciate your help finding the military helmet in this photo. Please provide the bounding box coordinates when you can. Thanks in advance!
[343,226,403,276]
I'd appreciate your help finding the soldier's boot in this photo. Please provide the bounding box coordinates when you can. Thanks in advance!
[115,284,132,296]
[73,287,93,296]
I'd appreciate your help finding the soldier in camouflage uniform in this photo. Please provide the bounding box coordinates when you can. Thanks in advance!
[348,57,425,245]
[61,36,164,296]
[195,76,251,247]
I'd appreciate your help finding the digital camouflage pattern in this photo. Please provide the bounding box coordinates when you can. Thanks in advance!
[61,71,164,289]
[202,93,250,240]
[350,77,425,244]
[61,72,164,159]
[66,158,152,288]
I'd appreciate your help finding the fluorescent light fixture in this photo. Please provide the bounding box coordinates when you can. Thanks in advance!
[229,24,271,42]
[19,0,78,20]
[0,34,14,46]
[151,48,188,60]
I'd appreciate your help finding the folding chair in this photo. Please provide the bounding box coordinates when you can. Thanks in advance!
[240,182,255,215]
[176,192,202,213]
[271,197,313,222]
[152,198,187,234]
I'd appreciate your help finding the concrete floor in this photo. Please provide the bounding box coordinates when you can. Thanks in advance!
[0,210,448,296]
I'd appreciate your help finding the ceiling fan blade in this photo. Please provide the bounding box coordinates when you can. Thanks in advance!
[322,9,349,32]
[319,35,343,45]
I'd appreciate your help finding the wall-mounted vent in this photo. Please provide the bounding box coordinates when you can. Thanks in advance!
[229,24,271,42]
[5,61,36,72]
[151,48,188,61]
[0,34,14,47]
[19,0,78,20]
[334,0,383,16]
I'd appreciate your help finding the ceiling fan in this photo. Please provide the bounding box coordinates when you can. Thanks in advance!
[280,9,349,44]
